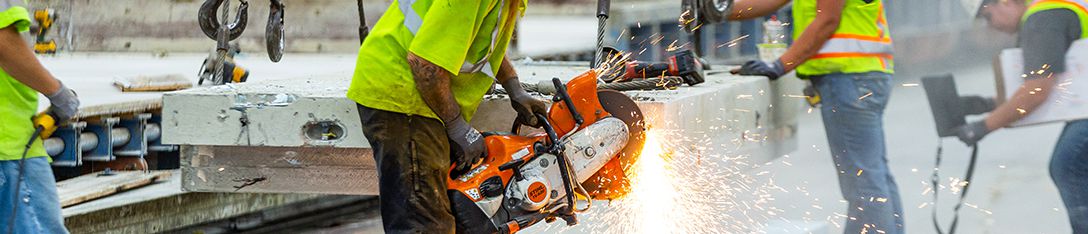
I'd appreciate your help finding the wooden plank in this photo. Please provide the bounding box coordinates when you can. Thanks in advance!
[56,170,173,207]
[113,74,192,92]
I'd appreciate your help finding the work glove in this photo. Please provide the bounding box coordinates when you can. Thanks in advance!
[46,81,80,124]
[731,59,786,80]
[446,114,486,173]
[960,95,996,116]
[953,121,991,146]
[503,79,549,127]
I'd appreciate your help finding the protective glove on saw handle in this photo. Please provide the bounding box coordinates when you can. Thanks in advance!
[502,78,548,128]
[46,81,79,124]
[954,120,991,147]
[447,114,486,173]
[731,59,787,80]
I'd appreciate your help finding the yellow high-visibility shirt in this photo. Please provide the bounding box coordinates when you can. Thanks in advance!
[347,0,526,122]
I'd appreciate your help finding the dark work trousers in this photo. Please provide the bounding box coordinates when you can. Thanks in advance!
[358,104,455,234]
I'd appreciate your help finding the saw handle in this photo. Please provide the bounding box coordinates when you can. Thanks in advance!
[552,78,584,125]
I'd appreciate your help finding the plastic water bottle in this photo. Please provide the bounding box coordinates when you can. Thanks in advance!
[763,15,784,44]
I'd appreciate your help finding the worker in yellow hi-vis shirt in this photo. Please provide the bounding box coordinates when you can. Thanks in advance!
[0,0,77,233]
[346,0,544,233]
[729,0,902,233]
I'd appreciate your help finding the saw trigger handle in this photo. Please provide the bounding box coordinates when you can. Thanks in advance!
[552,78,583,125]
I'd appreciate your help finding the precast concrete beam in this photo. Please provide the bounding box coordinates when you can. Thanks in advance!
[163,63,802,194]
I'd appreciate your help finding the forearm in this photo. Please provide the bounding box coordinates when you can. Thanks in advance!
[408,52,461,122]
[778,4,842,72]
[496,57,527,95]
[729,0,791,20]
[0,26,60,95]
[984,77,1055,130]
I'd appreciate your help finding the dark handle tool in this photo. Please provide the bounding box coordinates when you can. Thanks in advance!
[552,78,583,125]
[626,61,673,79]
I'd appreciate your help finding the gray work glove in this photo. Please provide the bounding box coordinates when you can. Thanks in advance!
[46,81,79,124]
[731,59,786,80]
[446,115,486,173]
[960,95,996,116]
[953,121,991,146]
[503,78,549,127]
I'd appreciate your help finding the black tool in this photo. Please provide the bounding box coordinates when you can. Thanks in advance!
[603,48,705,86]
[922,74,996,234]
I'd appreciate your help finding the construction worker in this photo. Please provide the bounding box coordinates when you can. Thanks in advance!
[959,0,1088,231]
[729,0,903,233]
[0,0,76,233]
[347,0,542,232]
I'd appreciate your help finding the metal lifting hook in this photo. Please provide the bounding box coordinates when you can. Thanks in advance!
[198,0,249,41]
[266,0,285,62]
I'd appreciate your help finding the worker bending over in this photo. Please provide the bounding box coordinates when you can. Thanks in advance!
[729,0,903,233]
[347,0,545,233]
[0,0,77,233]
[960,0,1088,231]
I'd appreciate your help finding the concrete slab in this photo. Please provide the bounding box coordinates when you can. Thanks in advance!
[162,62,803,195]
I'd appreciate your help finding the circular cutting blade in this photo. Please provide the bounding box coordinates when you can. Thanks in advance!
[597,90,646,168]
[581,89,646,200]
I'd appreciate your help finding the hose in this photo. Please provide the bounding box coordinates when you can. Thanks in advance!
[7,126,44,234]
[488,77,683,96]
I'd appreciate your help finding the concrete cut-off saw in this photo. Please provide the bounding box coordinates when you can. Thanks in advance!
[448,69,647,233]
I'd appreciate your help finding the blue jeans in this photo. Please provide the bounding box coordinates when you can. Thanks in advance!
[0,157,68,234]
[1050,119,1088,233]
[813,72,904,234]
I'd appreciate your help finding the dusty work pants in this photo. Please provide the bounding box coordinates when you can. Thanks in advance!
[812,72,904,234]
[1050,119,1088,233]
[0,157,69,234]
[357,104,456,234]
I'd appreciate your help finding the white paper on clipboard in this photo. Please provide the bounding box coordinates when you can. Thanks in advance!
[997,39,1088,127]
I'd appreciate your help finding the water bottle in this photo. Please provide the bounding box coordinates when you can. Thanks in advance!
[763,15,784,44]
[758,15,787,62]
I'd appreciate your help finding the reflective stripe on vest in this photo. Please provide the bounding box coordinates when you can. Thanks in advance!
[793,0,895,75]
[811,3,893,70]
[1025,0,1088,39]
[399,0,508,78]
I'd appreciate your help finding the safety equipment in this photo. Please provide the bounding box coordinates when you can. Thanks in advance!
[1022,0,1088,38]
[954,121,991,146]
[447,114,487,174]
[45,82,79,124]
[732,59,786,80]
[504,78,548,128]
[792,0,894,76]
[346,0,526,122]
[448,70,646,233]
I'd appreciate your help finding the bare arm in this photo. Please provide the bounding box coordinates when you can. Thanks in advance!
[408,52,461,123]
[778,0,844,72]
[496,57,524,91]
[0,26,60,95]
[729,0,791,20]
[984,77,1056,130]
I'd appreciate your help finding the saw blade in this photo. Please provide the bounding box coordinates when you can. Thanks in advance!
[581,89,646,200]
[598,89,646,167]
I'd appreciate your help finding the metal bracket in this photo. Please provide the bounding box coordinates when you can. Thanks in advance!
[84,117,119,162]
[115,113,151,157]
[50,121,86,167]
[149,114,177,152]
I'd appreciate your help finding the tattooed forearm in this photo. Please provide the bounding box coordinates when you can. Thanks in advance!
[408,52,462,123]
